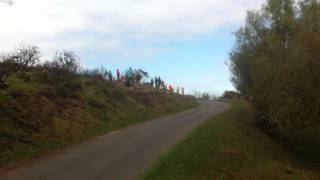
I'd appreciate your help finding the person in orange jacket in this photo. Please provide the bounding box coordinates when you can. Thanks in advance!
[168,84,173,94]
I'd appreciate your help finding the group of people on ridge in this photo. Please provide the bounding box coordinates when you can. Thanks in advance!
[103,67,185,95]
[150,76,185,95]
[105,67,134,87]
[151,76,163,89]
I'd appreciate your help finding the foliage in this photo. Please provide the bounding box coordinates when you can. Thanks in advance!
[0,45,40,78]
[222,91,241,99]
[42,51,80,74]
[229,0,320,159]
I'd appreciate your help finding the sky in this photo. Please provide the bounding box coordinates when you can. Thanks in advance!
[0,0,265,95]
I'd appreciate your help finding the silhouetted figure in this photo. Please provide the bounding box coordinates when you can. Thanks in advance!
[154,76,158,89]
[157,77,161,89]
[151,78,154,88]
[108,70,113,81]
[182,87,185,95]
[116,69,120,80]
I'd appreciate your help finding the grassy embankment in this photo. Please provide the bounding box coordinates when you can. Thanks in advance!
[0,71,198,166]
[140,100,320,180]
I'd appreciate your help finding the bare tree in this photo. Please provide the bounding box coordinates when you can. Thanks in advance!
[10,45,41,70]
[52,51,80,73]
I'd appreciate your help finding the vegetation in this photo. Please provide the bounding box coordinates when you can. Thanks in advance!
[222,90,241,99]
[229,0,320,160]
[140,100,320,180]
[0,45,198,166]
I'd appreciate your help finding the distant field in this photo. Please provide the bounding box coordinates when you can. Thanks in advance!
[140,100,320,180]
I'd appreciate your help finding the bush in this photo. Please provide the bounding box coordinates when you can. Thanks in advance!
[222,91,241,99]
[229,0,320,160]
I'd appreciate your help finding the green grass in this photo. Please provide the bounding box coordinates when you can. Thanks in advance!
[1,99,197,167]
[7,74,47,93]
[139,100,320,180]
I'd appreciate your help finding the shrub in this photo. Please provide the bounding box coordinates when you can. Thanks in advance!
[229,0,320,159]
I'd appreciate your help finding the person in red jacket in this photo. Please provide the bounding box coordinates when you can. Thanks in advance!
[168,84,174,94]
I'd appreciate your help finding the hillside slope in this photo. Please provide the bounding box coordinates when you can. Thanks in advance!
[0,71,197,166]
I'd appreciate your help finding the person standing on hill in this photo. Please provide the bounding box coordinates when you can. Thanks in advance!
[182,87,185,95]
[177,86,180,94]
[157,77,161,89]
[168,84,173,94]
[108,70,113,81]
[116,69,120,80]
[154,76,157,88]
[127,67,134,87]
[155,76,159,89]
[151,78,154,88]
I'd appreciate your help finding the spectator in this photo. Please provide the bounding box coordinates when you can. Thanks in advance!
[116,69,120,80]
[108,70,113,81]
[182,87,185,95]
[177,86,180,94]
[127,67,134,87]
[168,84,174,94]
[157,77,161,89]
[154,76,158,89]
[151,78,154,88]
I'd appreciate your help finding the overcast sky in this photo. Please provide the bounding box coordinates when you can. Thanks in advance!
[0,0,265,95]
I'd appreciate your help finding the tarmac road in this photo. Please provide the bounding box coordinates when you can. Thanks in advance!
[2,101,230,180]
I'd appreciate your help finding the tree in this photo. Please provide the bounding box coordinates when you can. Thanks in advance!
[229,0,320,159]
[10,45,41,70]
[52,51,80,73]
[134,69,149,84]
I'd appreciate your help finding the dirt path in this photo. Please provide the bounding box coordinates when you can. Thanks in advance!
[1,101,230,180]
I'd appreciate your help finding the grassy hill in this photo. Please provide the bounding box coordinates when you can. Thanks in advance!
[140,100,320,180]
[0,68,197,167]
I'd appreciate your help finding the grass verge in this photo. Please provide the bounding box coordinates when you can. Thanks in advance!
[0,98,197,168]
[139,100,320,180]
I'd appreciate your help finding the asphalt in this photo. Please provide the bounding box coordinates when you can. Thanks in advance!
[1,101,230,180]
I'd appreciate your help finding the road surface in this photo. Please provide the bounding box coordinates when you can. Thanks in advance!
[1,101,230,180]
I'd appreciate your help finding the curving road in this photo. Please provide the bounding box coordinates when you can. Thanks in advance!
[2,101,230,180]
